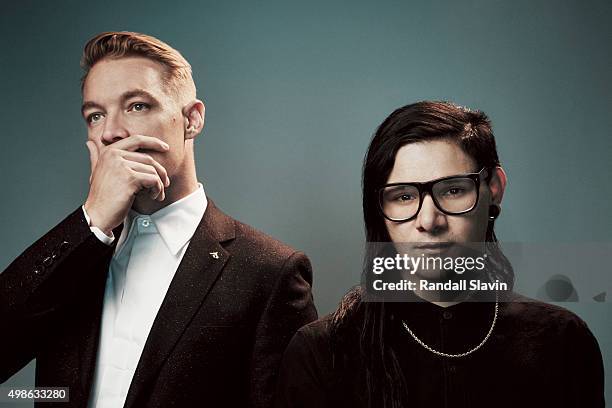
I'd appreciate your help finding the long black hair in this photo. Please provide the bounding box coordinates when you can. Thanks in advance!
[330,101,514,408]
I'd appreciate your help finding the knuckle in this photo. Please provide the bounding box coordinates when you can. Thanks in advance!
[127,168,138,182]
[142,174,154,186]
[105,148,120,159]
[97,148,108,160]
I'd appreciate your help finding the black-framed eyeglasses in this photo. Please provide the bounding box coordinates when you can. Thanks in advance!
[378,167,489,222]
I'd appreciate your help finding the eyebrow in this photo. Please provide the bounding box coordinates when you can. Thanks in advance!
[81,89,160,117]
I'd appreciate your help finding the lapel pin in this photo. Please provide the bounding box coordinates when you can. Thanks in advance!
[210,252,219,259]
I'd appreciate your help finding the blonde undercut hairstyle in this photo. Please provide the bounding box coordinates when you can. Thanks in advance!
[80,31,196,100]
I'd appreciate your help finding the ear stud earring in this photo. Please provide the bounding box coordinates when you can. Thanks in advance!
[488,204,501,221]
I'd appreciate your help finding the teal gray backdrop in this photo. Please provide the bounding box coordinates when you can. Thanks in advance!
[1,0,611,404]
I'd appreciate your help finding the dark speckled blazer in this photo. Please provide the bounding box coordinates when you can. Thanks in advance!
[0,199,318,408]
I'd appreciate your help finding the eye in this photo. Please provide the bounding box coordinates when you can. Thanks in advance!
[129,102,150,112]
[443,187,465,196]
[383,186,419,204]
[87,113,104,125]
[396,193,417,202]
[388,191,418,203]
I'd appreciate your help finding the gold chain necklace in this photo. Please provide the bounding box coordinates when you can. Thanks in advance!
[401,292,499,358]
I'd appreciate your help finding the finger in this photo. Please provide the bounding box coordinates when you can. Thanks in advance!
[113,135,170,153]
[133,171,165,202]
[86,141,99,181]
[127,162,160,176]
[122,151,170,187]
[127,162,166,199]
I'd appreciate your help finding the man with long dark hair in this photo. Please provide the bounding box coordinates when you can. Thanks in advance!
[275,101,604,407]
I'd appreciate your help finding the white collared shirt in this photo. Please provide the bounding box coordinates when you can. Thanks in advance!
[86,184,207,408]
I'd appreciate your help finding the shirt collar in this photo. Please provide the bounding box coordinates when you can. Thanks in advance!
[115,183,207,256]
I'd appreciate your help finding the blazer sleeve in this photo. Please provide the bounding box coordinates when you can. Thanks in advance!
[247,251,318,408]
[0,207,114,382]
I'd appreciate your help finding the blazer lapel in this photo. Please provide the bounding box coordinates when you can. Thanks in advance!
[123,200,235,408]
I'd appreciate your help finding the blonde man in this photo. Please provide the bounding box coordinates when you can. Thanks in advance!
[0,31,317,408]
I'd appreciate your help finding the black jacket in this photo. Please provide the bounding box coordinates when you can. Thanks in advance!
[1,199,318,407]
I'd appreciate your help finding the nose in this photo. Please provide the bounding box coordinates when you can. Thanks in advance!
[415,193,447,234]
[101,113,129,146]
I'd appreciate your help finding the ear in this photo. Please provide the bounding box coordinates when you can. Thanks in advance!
[182,99,205,140]
[488,166,507,205]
